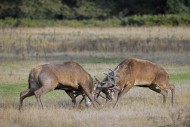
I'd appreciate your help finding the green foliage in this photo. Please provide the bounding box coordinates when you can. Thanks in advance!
[0,0,20,18]
[1,0,190,20]
[115,0,167,16]
[0,14,190,27]
[78,2,105,19]
[167,0,190,13]
[61,4,76,19]
[19,0,62,19]
[0,18,121,27]
[121,13,190,26]
[0,0,190,26]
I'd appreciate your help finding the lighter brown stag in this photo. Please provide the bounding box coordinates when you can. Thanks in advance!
[97,58,175,108]
[19,61,95,109]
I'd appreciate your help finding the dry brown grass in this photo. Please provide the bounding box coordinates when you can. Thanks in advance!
[0,84,189,127]
[0,26,190,56]
[0,26,189,127]
[1,26,190,41]
[0,60,190,127]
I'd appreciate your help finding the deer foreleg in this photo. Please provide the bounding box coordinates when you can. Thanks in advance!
[113,84,133,108]
[65,90,77,107]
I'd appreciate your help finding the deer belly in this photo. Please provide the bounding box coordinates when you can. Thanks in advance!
[60,80,79,89]
[134,80,152,86]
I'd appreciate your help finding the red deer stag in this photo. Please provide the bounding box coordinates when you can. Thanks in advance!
[96,58,175,108]
[19,61,96,109]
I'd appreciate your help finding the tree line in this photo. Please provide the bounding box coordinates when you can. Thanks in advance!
[1,0,190,20]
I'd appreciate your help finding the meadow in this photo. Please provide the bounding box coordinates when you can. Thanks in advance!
[0,27,190,127]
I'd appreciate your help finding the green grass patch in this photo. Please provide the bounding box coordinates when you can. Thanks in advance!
[0,83,25,99]
[170,73,190,83]
[170,73,190,80]
[0,83,68,101]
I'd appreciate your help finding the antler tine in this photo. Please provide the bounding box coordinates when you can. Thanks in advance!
[109,69,114,73]
[101,81,114,85]
[103,73,114,78]
[94,76,101,84]
[108,85,120,91]
[108,66,120,77]
[115,66,119,72]
[113,66,119,76]
[99,94,107,100]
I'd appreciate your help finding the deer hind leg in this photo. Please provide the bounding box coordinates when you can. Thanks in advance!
[161,89,168,105]
[168,84,175,106]
[149,84,168,106]
[19,88,35,110]
[34,86,52,109]
[114,84,133,108]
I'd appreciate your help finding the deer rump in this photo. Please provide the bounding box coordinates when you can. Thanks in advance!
[19,61,95,109]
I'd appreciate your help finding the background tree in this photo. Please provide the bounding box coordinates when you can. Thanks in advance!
[0,0,20,18]
[0,0,189,19]
[19,0,62,19]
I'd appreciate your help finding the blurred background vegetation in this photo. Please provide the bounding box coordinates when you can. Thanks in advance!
[0,0,190,27]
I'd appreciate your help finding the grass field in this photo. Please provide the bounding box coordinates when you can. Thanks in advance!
[0,63,190,127]
[0,27,190,127]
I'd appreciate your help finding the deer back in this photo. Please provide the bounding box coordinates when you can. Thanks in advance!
[29,61,93,91]
[115,58,169,87]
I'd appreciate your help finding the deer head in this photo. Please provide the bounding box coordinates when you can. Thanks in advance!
[94,66,120,101]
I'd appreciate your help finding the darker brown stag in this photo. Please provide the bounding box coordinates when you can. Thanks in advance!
[19,61,96,110]
[96,58,175,108]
